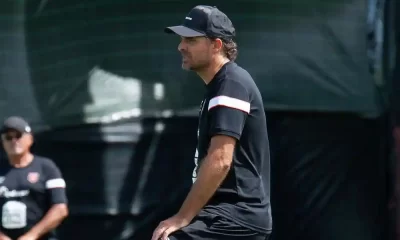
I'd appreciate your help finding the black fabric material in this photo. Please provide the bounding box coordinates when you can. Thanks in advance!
[0,156,67,240]
[0,0,391,130]
[195,61,272,233]
[268,111,389,240]
[1,116,31,134]
[165,5,236,40]
[0,113,383,240]
[168,211,270,240]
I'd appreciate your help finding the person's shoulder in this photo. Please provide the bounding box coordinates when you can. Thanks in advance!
[224,63,254,87]
[225,61,252,77]
[34,155,59,169]
[211,62,257,100]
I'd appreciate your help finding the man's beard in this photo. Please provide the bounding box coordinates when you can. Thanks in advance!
[187,60,210,72]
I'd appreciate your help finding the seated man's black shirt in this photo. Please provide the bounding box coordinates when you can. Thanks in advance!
[0,155,67,240]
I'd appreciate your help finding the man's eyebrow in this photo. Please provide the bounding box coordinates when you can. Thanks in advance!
[182,36,207,41]
[182,37,196,40]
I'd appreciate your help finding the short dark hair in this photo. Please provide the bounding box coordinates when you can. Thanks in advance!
[222,39,238,61]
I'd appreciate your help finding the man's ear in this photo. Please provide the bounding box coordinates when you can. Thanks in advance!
[212,38,223,52]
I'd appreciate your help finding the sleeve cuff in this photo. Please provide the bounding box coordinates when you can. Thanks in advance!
[209,129,240,141]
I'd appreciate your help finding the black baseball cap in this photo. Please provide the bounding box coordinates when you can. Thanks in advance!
[1,116,32,134]
[164,5,235,41]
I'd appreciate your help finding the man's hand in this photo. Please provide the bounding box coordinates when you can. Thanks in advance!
[17,232,38,240]
[0,233,11,240]
[151,214,190,240]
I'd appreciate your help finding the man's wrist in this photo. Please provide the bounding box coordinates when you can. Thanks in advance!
[177,207,196,223]
[0,231,8,239]
[26,227,41,239]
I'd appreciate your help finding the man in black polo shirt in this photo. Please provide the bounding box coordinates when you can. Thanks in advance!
[151,5,272,240]
[0,116,68,240]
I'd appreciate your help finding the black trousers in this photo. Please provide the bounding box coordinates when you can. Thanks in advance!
[168,211,270,240]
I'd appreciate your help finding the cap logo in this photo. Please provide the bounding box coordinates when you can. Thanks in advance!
[185,17,192,20]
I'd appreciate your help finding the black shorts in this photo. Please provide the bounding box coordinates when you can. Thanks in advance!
[168,212,270,240]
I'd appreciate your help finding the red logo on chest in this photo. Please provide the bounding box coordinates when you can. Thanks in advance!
[27,172,40,184]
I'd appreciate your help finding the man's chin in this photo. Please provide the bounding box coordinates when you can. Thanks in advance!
[181,64,191,71]
[182,63,204,72]
[8,149,23,156]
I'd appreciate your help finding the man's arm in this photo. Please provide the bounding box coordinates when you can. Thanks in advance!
[151,79,250,240]
[22,161,69,239]
[152,136,237,240]
[0,231,11,240]
[176,134,236,222]
[175,80,250,221]
[25,203,68,239]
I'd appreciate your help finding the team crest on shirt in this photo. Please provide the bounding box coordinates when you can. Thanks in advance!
[27,172,40,184]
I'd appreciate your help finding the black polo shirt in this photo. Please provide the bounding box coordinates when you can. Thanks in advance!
[0,155,67,240]
[193,61,272,233]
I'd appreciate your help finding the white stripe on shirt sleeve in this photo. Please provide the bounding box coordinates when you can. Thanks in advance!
[208,95,250,113]
[46,178,66,189]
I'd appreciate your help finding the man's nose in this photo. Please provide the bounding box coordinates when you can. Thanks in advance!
[178,40,186,52]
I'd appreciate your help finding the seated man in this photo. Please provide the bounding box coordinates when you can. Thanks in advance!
[0,116,68,240]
